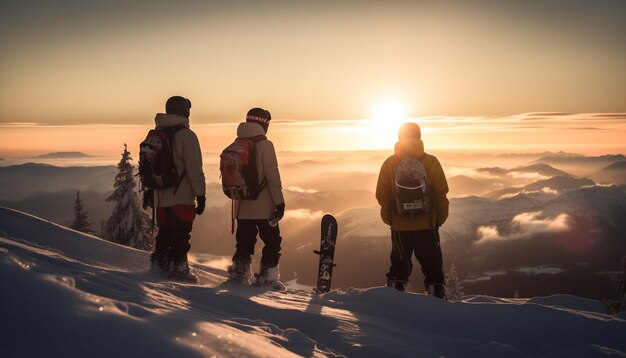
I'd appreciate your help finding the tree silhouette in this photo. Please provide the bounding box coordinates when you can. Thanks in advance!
[71,190,93,234]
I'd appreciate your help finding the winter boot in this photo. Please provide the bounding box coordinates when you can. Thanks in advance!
[227,258,251,285]
[253,262,280,287]
[150,252,168,275]
[166,260,199,284]
[386,278,408,292]
[426,283,447,300]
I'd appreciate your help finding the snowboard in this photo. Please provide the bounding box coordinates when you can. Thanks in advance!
[313,214,338,294]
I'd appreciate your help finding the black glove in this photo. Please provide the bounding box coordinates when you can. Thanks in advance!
[195,195,206,215]
[274,203,285,221]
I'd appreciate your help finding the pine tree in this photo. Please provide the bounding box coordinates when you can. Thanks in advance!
[604,254,626,315]
[446,262,464,302]
[103,144,154,251]
[72,190,93,234]
[612,254,626,314]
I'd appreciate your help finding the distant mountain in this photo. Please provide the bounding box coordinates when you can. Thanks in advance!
[497,151,582,158]
[457,164,574,198]
[475,163,572,178]
[590,161,626,185]
[538,154,626,164]
[535,154,626,176]
[0,163,116,201]
[476,167,508,176]
[35,151,91,159]
[485,176,595,198]
[510,163,572,177]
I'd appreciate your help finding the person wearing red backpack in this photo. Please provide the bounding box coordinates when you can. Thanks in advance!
[149,96,206,283]
[226,107,285,286]
[375,122,449,298]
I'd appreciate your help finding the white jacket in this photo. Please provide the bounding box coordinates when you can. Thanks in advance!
[235,122,285,219]
[154,113,206,207]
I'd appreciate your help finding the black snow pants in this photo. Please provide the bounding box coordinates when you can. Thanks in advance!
[154,205,195,263]
[233,219,282,267]
[386,229,445,287]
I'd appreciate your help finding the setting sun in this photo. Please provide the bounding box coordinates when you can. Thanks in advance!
[367,99,409,148]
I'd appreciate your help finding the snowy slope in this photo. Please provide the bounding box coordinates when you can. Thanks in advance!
[1,207,625,357]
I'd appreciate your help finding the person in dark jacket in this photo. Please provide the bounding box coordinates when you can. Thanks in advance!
[375,122,449,298]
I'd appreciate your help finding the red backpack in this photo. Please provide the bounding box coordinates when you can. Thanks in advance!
[220,135,267,200]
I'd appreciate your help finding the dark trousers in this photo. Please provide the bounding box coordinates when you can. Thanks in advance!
[386,229,445,287]
[154,205,195,263]
[233,219,282,267]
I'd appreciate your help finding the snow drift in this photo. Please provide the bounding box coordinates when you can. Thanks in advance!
[1,206,625,357]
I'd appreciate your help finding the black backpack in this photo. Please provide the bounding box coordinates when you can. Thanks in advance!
[138,124,186,209]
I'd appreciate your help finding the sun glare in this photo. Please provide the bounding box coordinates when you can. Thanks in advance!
[367,99,408,148]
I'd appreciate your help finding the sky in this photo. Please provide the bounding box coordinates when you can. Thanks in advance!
[0,0,625,156]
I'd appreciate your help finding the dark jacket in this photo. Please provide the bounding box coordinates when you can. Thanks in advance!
[376,137,449,230]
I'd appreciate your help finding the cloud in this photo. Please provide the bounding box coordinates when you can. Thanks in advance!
[507,171,550,181]
[284,209,325,221]
[286,186,318,194]
[500,187,558,199]
[477,226,502,242]
[512,211,570,232]
[476,211,570,245]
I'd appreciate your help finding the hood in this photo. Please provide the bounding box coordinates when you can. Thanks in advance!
[237,122,266,138]
[154,113,190,129]
[394,138,425,158]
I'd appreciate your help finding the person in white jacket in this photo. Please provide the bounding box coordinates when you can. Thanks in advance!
[150,96,206,283]
[228,107,285,286]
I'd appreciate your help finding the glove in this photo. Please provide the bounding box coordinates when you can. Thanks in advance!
[195,195,206,215]
[268,203,285,227]
[274,203,285,221]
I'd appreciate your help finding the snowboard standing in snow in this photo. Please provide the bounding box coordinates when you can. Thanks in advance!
[314,214,338,294]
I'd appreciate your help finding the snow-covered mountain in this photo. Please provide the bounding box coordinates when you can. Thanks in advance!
[1,206,625,357]
[485,176,596,199]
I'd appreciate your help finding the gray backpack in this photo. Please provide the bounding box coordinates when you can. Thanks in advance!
[394,156,430,217]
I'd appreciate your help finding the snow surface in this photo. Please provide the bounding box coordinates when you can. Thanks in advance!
[1,206,625,358]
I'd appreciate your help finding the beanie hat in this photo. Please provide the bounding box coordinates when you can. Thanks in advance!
[246,107,271,130]
[165,96,192,117]
[398,122,421,140]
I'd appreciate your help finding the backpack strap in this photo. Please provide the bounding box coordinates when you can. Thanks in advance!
[248,135,269,191]
[160,124,187,194]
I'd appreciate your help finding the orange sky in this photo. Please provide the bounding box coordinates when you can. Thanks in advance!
[2,113,625,158]
[0,1,624,158]
[0,1,625,126]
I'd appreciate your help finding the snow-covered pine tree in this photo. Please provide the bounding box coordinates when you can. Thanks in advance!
[72,190,93,234]
[446,263,464,302]
[103,144,154,251]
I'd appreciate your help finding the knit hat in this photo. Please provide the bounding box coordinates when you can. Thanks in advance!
[246,107,271,131]
[165,96,192,117]
[398,122,421,140]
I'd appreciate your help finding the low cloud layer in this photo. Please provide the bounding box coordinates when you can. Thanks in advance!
[500,187,559,199]
[284,209,325,221]
[476,211,571,244]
